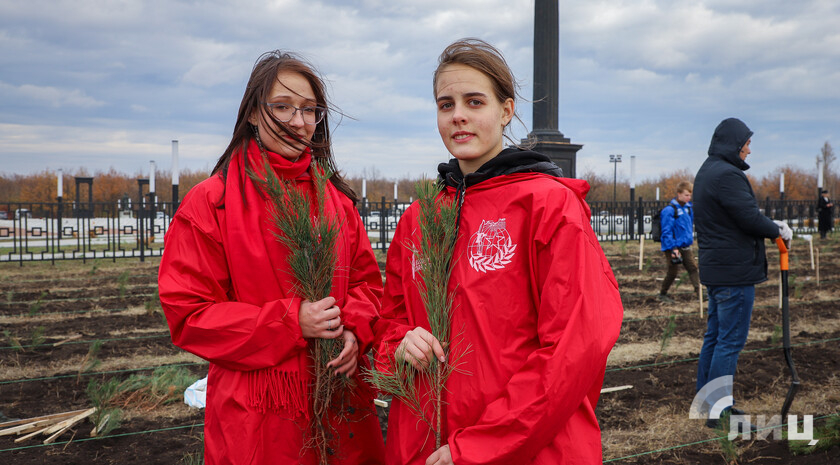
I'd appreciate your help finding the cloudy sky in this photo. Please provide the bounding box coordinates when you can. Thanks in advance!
[1,0,838,184]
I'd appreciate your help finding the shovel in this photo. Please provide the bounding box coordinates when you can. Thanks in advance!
[776,237,799,419]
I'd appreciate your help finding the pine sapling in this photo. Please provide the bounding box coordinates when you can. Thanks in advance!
[30,326,46,347]
[656,315,677,362]
[27,291,47,316]
[366,179,470,450]
[86,378,123,436]
[117,271,130,298]
[248,157,344,465]
[3,329,23,352]
[77,340,103,380]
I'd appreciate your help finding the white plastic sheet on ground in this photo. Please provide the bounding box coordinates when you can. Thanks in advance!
[184,376,207,408]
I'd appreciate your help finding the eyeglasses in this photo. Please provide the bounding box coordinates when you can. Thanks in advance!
[263,102,326,125]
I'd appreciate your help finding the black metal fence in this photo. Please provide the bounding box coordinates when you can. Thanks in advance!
[588,198,836,242]
[1,198,836,264]
[0,199,169,265]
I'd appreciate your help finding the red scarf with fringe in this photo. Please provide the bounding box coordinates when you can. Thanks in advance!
[224,139,349,418]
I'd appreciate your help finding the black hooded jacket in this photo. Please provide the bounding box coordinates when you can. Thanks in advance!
[693,118,780,286]
[437,146,563,188]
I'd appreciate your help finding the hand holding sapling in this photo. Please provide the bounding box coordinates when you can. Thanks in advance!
[299,297,343,339]
[327,329,360,376]
[397,327,446,370]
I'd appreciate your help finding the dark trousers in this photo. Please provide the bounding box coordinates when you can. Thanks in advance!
[661,247,700,294]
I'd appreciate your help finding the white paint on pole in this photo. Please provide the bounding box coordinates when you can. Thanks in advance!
[362,179,366,198]
[630,155,636,189]
[172,140,180,186]
[780,172,784,194]
[817,159,823,190]
[57,169,63,197]
[149,160,156,193]
[656,187,660,201]
[394,181,398,200]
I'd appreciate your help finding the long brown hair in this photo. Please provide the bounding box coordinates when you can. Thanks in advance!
[212,50,357,203]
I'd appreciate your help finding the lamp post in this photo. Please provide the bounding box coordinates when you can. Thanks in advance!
[780,171,785,201]
[610,154,622,203]
[629,155,636,240]
[171,140,180,214]
[817,158,824,198]
[57,169,63,240]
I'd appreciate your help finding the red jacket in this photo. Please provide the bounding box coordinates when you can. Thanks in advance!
[159,142,384,464]
[375,158,623,464]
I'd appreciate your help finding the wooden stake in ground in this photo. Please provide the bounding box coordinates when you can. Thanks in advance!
[638,236,645,271]
[816,247,820,287]
[600,385,633,394]
[698,285,703,318]
[807,235,815,270]
[53,334,83,347]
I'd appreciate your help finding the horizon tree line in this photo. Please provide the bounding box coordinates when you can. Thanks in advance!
[1,142,835,206]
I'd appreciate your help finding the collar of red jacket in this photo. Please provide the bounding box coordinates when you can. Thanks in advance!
[242,139,312,182]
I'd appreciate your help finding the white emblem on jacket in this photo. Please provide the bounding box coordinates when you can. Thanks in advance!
[468,218,516,273]
[410,253,423,280]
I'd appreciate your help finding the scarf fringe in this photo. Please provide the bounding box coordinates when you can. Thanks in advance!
[247,367,310,420]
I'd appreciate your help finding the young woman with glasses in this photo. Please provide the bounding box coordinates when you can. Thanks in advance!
[158,51,385,465]
[374,39,623,465]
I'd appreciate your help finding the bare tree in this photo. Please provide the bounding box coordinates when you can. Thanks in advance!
[818,141,836,196]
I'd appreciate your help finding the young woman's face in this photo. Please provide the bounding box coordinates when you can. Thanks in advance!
[249,71,317,161]
[435,63,513,174]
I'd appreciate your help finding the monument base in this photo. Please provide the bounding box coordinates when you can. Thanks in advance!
[523,130,582,178]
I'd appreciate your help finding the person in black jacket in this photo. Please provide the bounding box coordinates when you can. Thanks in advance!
[693,117,791,429]
[818,189,833,239]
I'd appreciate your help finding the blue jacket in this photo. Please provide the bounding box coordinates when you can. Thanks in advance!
[694,118,780,286]
[660,199,694,251]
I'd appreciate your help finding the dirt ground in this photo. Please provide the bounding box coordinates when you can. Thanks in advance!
[1,236,838,464]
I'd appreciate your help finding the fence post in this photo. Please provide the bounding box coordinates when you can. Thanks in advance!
[139,200,145,263]
[380,196,387,250]
[637,197,644,237]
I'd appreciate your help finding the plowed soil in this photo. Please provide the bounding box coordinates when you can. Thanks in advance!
[1,236,839,464]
